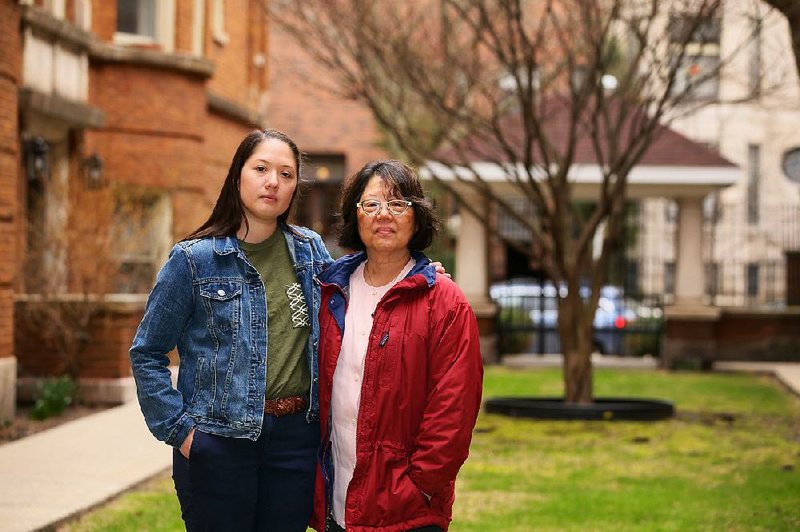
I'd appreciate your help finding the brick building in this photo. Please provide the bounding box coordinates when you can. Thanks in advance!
[0,1,20,420]
[5,0,284,416]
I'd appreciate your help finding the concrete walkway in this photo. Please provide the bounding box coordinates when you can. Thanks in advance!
[0,402,171,532]
[1,358,798,531]
[713,361,800,397]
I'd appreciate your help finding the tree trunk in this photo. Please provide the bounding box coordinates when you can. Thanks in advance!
[558,293,594,404]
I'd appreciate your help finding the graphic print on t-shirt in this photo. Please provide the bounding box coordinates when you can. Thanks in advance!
[286,282,310,328]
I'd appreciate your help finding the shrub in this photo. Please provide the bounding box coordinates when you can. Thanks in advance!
[30,376,76,420]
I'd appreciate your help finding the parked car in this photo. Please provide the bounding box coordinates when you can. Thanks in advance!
[490,280,662,355]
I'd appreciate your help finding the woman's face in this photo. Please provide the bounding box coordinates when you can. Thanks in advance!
[357,175,415,254]
[239,138,297,228]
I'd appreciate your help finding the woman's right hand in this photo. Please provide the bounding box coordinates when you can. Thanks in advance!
[179,428,196,459]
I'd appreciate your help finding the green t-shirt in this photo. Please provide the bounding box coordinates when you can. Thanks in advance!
[239,231,311,400]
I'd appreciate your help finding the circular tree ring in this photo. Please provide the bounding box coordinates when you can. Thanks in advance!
[484,397,675,421]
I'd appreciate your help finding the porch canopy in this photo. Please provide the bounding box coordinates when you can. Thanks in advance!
[423,107,740,311]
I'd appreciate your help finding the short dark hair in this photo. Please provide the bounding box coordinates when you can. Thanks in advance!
[185,129,302,240]
[338,160,440,251]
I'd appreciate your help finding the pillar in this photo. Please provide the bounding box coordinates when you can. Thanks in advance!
[662,195,720,369]
[454,193,498,364]
[674,196,706,305]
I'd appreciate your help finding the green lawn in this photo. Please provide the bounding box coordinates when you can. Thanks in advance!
[61,367,800,531]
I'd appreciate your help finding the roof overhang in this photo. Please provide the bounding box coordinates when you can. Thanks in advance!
[423,161,740,200]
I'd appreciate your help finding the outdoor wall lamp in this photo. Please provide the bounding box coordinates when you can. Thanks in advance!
[82,152,105,190]
[24,136,49,183]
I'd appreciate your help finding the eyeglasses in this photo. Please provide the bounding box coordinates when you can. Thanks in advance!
[356,199,413,216]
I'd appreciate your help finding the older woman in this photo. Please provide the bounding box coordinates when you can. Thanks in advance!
[311,160,483,532]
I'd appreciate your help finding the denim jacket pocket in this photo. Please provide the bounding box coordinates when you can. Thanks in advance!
[199,281,243,332]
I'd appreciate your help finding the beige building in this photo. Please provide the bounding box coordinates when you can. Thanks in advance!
[645,0,800,306]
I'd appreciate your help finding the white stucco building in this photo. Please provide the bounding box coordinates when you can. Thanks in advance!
[661,0,800,306]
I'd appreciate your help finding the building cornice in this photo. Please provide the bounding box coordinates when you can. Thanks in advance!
[15,293,148,313]
[90,41,214,78]
[20,5,93,51]
[19,87,105,128]
[21,5,214,78]
[207,91,264,127]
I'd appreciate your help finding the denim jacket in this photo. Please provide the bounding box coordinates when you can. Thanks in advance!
[130,224,333,447]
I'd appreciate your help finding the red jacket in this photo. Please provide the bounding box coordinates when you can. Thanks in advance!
[311,252,483,531]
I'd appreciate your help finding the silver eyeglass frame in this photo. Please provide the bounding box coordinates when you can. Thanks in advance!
[356,199,413,216]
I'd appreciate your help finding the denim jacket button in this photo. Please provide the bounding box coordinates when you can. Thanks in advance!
[217,289,226,297]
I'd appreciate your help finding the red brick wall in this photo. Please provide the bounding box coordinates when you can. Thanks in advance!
[90,0,116,41]
[787,252,800,306]
[90,64,206,136]
[206,0,268,114]
[87,62,208,240]
[15,303,145,379]
[266,24,387,178]
[175,0,195,54]
[0,0,20,361]
[662,310,800,367]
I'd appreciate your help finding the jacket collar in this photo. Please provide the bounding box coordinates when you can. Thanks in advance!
[319,250,436,290]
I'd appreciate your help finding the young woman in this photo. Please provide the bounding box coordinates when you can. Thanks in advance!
[312,160,483,532]
[130,129,332,531]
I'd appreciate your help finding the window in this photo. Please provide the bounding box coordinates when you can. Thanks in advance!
[705,262,718,298]
[498,196,535,242]
[24,137,68,293]
[747,144,760,225]
[664,261,675,296]
[112,190,172,293]
[703,192,719,223]
[625,260,640,295]
[116,0,157,40]
[115,0,175,52]
[664,199,678,224]
[669,15,721,100]
[748,17,762,96]
[746,263,759,299]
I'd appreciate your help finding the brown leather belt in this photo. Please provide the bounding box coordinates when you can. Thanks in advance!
[264,395,307,416]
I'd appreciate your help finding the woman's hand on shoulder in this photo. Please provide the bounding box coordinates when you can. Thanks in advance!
[431,261,451,279]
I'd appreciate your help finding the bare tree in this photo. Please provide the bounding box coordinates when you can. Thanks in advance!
[272,0,766,403]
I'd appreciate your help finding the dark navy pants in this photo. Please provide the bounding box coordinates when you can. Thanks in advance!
[172,412,320,532]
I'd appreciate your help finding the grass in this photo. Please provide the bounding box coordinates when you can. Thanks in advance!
[61,367,800,531]
[57,474,183,532]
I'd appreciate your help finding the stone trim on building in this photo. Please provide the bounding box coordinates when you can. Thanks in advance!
[207,91,264,128]
[18,87,105,128]
[21,4,94,52]
[90,41,214,78]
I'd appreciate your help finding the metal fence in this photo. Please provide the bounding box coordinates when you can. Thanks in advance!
[492,280,663,357]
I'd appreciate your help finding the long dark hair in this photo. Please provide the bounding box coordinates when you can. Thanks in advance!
[184,129,302,241]
[338,159,439,251]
